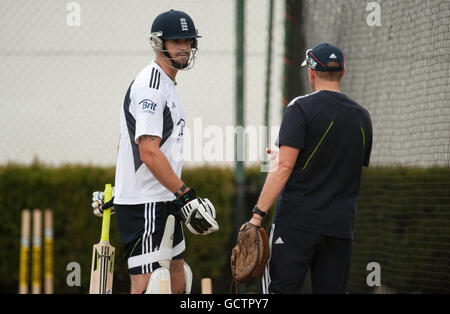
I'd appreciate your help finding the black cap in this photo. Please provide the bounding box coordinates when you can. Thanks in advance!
[151,9,201,40]
[301,43,344,72]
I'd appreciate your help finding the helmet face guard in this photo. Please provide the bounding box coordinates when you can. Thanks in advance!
[149,33,198,70]
[149,10,201,71]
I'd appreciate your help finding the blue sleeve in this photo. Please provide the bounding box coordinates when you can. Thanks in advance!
[278,103,307,150]
[363,115,372,167]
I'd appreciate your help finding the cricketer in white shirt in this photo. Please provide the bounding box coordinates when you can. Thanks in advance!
[115,61,185,205]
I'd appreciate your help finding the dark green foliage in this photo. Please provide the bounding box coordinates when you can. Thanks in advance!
[0,163,235,294]
[350,167,450,293]
[1,164,449,293]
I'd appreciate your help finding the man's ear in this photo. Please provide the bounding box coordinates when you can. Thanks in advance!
[308,68,315,87]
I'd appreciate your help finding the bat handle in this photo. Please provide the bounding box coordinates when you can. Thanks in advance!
[100,184,113,242]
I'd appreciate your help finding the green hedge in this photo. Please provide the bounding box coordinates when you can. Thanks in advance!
[349,167,450,293]
[0,163,236,294]
[1,164,449,293]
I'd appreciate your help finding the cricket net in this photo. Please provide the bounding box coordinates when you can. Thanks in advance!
[285,0,450,293]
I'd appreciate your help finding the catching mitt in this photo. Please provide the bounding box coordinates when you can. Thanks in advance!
[230,222,270,284]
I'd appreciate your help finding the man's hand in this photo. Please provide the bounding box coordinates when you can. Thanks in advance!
[176,189,219,235]
[92,188,115,217]
[266,148,279,160]
[249,215,263,227]
[266,147,279,172]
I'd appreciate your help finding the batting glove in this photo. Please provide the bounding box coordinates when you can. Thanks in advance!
[178,189,219,235]
[92,187,115,217]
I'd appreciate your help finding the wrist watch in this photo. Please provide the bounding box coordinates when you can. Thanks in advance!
[252,205,266,218]
[174,184,188,197]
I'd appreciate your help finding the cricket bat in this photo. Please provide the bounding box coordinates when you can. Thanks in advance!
[89,184,115,294]
[19,209,31,294]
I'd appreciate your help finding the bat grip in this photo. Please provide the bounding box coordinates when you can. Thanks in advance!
[100,184,113,242]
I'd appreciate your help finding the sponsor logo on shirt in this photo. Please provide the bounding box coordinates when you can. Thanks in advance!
[139,99,157,113]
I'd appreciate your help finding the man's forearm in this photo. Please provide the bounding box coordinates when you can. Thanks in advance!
[256,165,293,212]
[142,149,184,194]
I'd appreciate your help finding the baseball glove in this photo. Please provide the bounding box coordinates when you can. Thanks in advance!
[230,222,270,284]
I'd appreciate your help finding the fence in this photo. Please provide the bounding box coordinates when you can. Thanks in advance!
[285,0,450,293]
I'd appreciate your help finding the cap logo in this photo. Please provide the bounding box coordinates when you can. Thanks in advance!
[180,18,188,31]
[307,56,317,69]
[329,53,337,59]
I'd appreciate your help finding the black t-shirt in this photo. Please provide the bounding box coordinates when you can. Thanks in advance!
[274,90,372,239]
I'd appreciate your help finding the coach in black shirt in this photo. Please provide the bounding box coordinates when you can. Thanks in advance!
[248,43,372,294]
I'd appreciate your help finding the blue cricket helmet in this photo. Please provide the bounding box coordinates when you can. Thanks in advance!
[151,9,201,40]
[149,10,201,70]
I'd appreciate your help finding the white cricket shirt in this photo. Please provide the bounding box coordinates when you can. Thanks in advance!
[114,61,185,204]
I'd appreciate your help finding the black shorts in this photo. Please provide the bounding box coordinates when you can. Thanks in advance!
[262,224,352,294]
[114,201,185,275]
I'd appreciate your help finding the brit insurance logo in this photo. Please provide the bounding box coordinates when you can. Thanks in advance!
[139,99,157,114]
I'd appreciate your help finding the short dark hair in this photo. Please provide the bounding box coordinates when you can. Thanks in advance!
[314,62,344,81]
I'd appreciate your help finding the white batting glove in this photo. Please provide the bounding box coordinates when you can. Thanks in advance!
[91,187,115,217]
[181,197,219,235]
